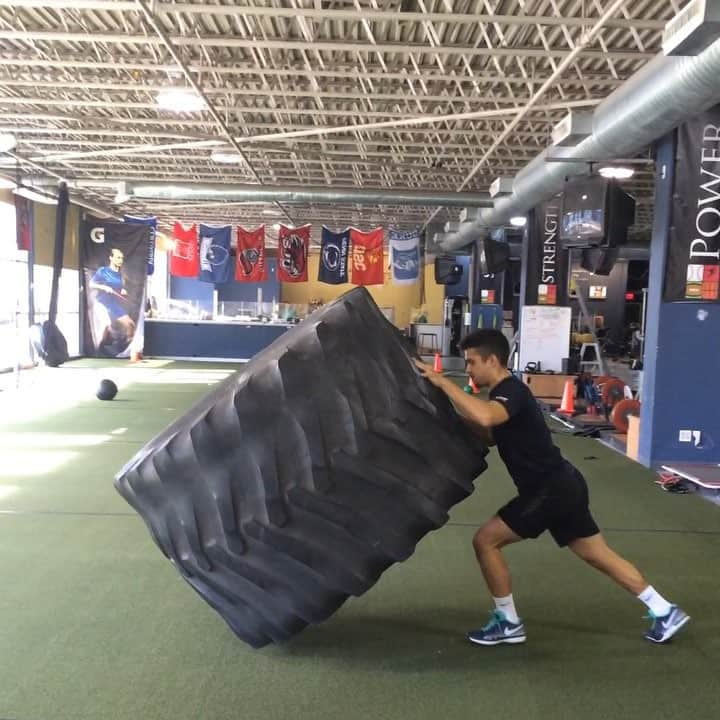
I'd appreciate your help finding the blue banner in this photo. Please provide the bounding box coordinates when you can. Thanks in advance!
[199,224,233,284]
[390,228,420,285]
[123,215,156,275]
[319,226,350,284]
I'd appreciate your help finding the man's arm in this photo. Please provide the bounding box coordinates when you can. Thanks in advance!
[461,417,496,446]
[414,360,510,428]
[89,269,111,293]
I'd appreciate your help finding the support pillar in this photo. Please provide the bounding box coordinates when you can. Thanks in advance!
[638,133,720,466]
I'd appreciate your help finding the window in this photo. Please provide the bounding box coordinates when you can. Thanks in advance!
[0,199,30,372]
[32,265,81,356]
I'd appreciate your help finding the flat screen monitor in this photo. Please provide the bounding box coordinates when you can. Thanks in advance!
[560,176,635,248]
[476,236,511,274]
[581,246,619,276]
[434,256,463,285]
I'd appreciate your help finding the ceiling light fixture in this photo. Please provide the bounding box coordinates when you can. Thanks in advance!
[14,186,58,205]
[598,166,635,180]
[114,181,131,204]
[0,133,17,153]
[210,150,245,164]
[509,216,527,228]
[156,88,207,113]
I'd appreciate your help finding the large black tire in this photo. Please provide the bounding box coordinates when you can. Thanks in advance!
[115,288,488,647]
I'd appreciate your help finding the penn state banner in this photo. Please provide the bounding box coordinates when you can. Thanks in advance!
[123,214,156,275]
[199,224,233,284]
[350,227,384,285]
[664,105,720,302]
[236,225,268,282]
[389,228,420,285]
[81,215,149,358]
[277,224,310,282]
[318,226,349,284]
[525,196,568,305]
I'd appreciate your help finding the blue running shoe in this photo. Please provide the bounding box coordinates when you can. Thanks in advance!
[467,610,526,646]
[644,605,690,644]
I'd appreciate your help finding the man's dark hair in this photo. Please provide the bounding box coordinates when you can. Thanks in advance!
[459,329,510,366]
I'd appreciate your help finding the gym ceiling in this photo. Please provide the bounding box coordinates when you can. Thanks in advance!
[0,0,674,244]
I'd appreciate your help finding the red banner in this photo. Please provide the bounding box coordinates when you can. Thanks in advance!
[277,224,310,282]
[236,225,268,282]
[170,222,199,277]
[15,195,31,251]
[350,227,384,285]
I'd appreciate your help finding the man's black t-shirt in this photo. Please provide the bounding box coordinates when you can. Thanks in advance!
[489,375,565,493]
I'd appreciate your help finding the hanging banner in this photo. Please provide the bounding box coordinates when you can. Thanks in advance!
[525,196,568,305]
[15,195,32,251]
[318,226,350,284]
[389,228,420,285]
[123,215,156,275]
[350,227,384,285]
[236,225,268,282]
[664,105,720,302]
[199,224,233,284]
[277,224,310,282]
[81,216,149,358]
[170,222,199,278]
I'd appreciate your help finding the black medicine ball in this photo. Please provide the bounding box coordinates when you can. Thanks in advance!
[97,379,118,401]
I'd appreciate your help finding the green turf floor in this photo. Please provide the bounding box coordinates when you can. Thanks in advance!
[1,360,718,720]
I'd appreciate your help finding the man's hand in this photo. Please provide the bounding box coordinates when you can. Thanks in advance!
[414,359,447,388]
[415,359,510,429]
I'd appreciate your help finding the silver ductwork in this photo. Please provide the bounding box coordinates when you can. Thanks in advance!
[123,181,492,208]
[439,37,720,251]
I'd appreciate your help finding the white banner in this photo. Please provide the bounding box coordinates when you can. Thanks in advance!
[390,228,420,285]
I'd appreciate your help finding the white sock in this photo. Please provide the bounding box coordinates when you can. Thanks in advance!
[637,585,673,617]
[493,594,520,624]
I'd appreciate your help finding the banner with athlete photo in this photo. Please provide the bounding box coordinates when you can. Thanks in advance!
[81,215,149,358]
[389,228,420,285]
[664,104,720,302]
[277,224,310,282]
[350,227,384,285]
[199,224,233,284]
[318,226,349,284]
[123,214,156,275]
[236,225,268,282]
[170,222,199,278]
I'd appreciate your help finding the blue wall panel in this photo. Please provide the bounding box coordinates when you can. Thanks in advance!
[169,275,213,313]
[645,302,720,463]
[640,133,720,465]
[217,259,280,303]
[169,259,280,310]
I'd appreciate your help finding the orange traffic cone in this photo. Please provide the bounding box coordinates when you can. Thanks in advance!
[559,379,575,414]
[433,353,443,373]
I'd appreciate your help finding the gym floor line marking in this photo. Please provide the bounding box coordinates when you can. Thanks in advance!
[445,522,720,535]
[0,509,136,518]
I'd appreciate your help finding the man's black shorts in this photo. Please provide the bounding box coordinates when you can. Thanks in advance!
[498,463,600,547]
